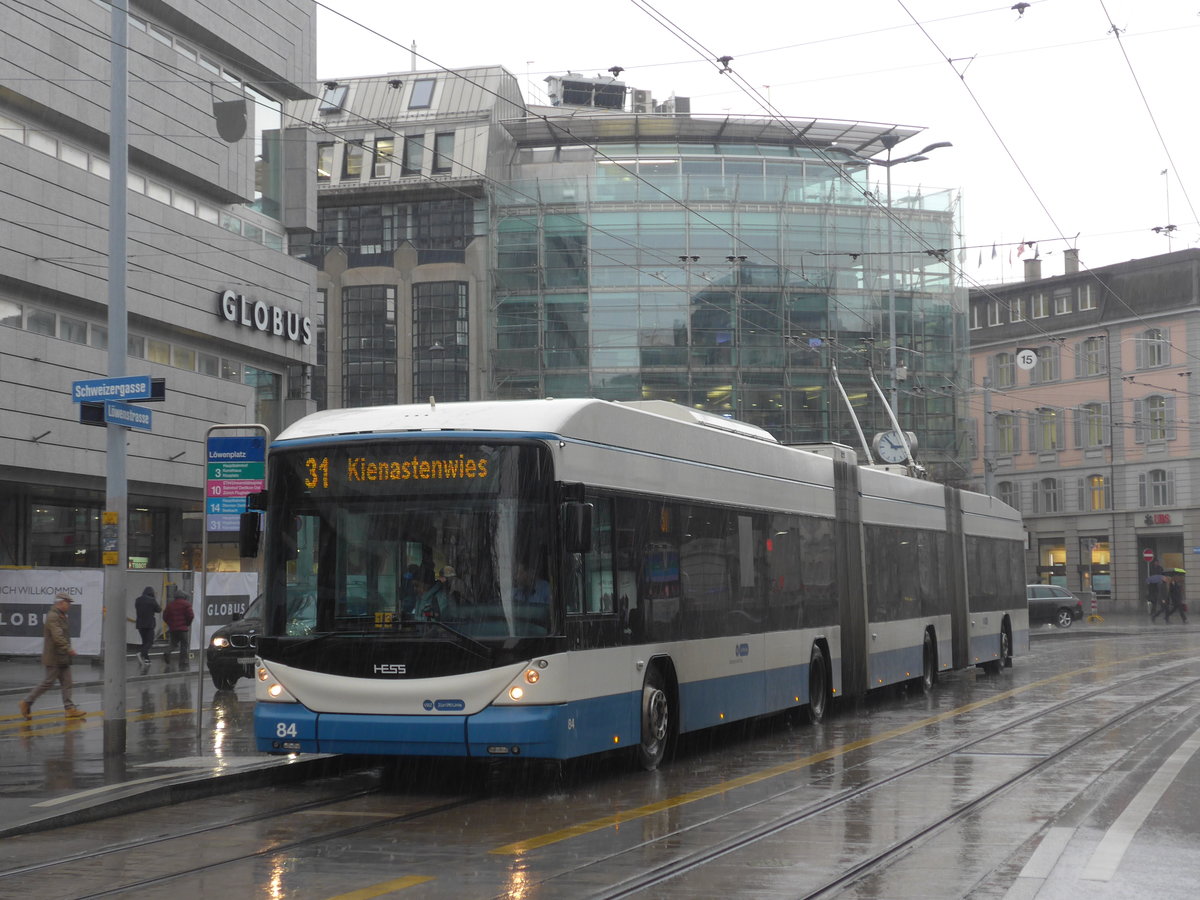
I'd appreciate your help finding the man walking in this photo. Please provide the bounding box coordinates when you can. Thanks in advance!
[134,585,160,664]
[18,592,86,720]
[163,588,195,667]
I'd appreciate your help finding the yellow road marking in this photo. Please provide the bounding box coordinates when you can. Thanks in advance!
[490,650,1185,855]
[325,876,435,898]
[0,707,193,736]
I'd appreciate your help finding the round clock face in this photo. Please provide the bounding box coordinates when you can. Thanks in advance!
[874,431,908,463]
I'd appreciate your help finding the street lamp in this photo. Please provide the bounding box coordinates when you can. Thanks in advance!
[826,137,953,419]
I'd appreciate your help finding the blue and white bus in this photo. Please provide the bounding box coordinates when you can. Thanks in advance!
[250,399,1026,768]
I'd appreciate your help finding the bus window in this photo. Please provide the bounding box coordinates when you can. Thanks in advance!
[579,497,614,614]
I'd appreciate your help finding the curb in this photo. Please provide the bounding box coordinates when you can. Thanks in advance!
[0,754,348,839]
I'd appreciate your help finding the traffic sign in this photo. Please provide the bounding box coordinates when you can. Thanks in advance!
[103,399,152,431]
[72,375,152,403]
[1015,348,1038,371]
[205,434,267,533]
[1143,548,1155,562]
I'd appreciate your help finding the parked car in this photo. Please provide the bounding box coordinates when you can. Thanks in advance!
[206,596,261,690]
[1027,584,1083,628]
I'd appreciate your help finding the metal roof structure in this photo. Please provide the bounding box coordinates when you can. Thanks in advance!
[501,113,923,157]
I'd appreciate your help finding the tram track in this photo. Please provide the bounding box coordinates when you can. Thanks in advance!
[6,650,1200,899]
[0,783,368,879]
[561,656,1200,899]
[0,766,484,898]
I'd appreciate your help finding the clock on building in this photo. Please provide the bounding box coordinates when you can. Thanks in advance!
[872,431,916,464]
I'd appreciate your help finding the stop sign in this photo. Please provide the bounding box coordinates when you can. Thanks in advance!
[1143,549,1155,561]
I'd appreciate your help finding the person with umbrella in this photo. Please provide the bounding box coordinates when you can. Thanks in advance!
[1163,569,1189,625]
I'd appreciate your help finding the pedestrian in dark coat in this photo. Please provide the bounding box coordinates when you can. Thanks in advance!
[18,593,85,720]
[134,586,160,663]
[163,589,195,667]
[1163,571,1189,625]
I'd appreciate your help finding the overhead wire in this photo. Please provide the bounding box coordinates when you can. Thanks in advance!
[18,0,1200,420]
[896,0,1200,376]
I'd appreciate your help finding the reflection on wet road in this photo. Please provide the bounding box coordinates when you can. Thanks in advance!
[2,621,1200,898]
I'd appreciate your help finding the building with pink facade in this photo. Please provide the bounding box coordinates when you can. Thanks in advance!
[968,248,1200,613]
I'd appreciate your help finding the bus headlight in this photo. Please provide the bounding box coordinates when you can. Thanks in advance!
[268,683,285,698]
[508,686,525,701]
[524,669,540,685]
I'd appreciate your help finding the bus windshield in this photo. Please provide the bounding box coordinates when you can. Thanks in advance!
[261,440,556,640]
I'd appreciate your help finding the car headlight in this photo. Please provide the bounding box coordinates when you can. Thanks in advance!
[211,636,229,649]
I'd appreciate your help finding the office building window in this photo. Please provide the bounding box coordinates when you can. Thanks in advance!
[318,83,348,114]
[402,135,424,175]
[1033,407,1063,452]
[343,285,397,407]
[1031,344,1059,383]
[1034,477,1060,513]
[991,352,1016,389]
[1134,394,1174,443]
[413,282,468,402]
[432,132,454,174]
[997,481,1019,511]
[1076,336,1106,376]
[342,141,365,180]
[409,78,436,109]
[1076,402,1109,448]
[995,413,1019,455]
[372,138,394,178]
[317,143,334,181]
[1031,293,1048,318]
[1140,469,1174,507]
[1079,474,1109,511]
[1138,327,1170,368]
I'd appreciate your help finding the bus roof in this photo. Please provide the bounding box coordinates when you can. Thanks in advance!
[274,398,779,445]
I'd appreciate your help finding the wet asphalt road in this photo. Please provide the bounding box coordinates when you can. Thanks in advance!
[2,615,1199,899]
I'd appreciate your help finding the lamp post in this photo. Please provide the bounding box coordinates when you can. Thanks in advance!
[827,137,952,419]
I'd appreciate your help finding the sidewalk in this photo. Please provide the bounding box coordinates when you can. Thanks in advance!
[0,652,338,838]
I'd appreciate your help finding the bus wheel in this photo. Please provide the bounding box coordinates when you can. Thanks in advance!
[806,644,828,724]
[919,631,936,692]
[637,667,671,771]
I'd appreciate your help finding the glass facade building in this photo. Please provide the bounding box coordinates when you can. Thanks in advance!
[492,116,967,471]
[294,69,970,480]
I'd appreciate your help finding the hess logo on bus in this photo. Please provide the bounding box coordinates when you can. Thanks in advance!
[374,664,407,675]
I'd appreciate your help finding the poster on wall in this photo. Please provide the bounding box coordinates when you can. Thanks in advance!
[0,569,105,656]
[198,571,259,648]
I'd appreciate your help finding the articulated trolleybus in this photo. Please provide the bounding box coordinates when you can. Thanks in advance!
[249,399,1026,769]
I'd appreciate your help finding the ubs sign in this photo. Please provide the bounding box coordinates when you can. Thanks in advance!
[219,289,313,345]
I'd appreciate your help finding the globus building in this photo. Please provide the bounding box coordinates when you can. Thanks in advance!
[0,0,320,571]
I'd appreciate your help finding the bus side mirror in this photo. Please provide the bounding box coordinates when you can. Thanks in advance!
[562,501,593,554]
[239,512,261,558]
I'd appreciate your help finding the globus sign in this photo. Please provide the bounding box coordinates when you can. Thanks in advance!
[219,289,312,345]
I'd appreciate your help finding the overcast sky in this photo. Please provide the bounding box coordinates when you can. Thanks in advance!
[316,0,1198,289]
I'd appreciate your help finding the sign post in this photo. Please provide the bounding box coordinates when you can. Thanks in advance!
[198,425,269,730]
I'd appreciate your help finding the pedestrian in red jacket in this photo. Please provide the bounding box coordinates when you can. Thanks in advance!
[163,589,195,667]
